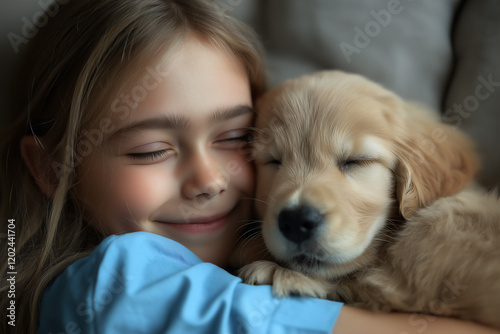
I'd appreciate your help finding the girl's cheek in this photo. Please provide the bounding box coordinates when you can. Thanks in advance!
[226,154,255,196]
[108,166,175,220]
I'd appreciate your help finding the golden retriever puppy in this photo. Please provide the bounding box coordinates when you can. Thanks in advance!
[239,71,500,328]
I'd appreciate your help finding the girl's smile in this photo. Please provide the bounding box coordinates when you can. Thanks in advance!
[154,210,231,233]
[75,34,255,267]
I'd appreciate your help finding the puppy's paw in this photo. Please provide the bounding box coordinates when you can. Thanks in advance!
[272,266,332,299]
[239,260,332,299]
[239,260,280,285]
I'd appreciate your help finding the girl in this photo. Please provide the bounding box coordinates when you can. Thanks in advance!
[0,1,497,333]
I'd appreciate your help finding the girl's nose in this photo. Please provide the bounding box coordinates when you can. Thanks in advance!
[181,152,228,200]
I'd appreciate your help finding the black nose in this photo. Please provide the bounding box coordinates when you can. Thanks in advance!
[278,205,324,244]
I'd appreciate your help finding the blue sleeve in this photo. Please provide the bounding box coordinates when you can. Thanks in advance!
[37,232,342,334]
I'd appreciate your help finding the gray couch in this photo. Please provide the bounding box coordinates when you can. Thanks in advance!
[1,0,498,187]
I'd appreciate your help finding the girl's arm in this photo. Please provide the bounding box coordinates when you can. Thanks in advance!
[37,232,342,334]
[333,306,500,334]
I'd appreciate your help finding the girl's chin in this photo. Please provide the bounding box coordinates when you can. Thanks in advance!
[183,232,237,267]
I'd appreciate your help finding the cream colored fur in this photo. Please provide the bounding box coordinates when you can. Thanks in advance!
[239,71,500,328]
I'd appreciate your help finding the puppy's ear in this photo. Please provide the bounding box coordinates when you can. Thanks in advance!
[393,103,479,218]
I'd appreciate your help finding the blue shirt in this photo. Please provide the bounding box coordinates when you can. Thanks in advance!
[37,232,342,333]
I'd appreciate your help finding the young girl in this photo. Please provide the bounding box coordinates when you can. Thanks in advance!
[0,1,498,333]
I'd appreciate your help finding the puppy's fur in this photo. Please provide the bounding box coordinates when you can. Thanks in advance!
[239,71,500,328]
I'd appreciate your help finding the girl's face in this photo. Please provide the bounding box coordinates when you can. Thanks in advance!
[75,36,254,267]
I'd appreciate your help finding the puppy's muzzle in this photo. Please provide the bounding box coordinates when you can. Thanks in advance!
[278,205,324,244]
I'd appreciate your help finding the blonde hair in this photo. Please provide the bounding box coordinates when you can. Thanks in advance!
[0,1,265,333]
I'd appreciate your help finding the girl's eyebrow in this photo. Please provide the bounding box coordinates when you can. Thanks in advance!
[209,105,254,124]
[107,114,190,141]
[107,105,254,141]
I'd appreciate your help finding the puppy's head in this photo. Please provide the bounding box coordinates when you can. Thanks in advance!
[253,71,478,279]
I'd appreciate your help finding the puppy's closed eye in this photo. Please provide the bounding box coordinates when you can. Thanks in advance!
[265,159,282,166]
[339,158,373,172]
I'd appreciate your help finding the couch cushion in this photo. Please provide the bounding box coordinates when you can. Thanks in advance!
[443,0,500,188]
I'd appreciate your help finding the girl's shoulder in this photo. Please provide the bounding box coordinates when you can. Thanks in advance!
[38,232,211,332]
[63,231,204,287]
[90,231,202,266]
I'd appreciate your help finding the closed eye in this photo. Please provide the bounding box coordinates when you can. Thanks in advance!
[128,149,172,161]
[218,133,253,143]
[339,158,372,171]
[266,159,282,166]
[214,130,253,150]
[341,160,360,169]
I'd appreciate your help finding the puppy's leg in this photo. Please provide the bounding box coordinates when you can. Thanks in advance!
[239,260,334,298]
[239,260,278,285]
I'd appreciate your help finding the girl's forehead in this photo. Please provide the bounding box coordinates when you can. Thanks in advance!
[91,35,251,134]
[84,37,185,127]
[109,34,248,106]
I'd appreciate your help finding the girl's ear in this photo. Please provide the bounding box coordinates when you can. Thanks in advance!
[393,103,480,219]
[20,136,58,198]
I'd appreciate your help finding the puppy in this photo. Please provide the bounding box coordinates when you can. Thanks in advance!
[239,71,500,328]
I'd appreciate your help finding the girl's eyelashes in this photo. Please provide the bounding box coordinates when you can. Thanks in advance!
[218,133,253,143]
[127,149,172,161]
[215,131,253,149]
